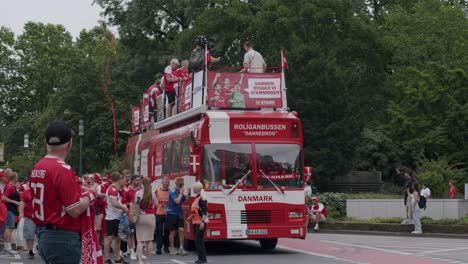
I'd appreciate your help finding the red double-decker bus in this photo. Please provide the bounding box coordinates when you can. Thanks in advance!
[126,60,310,249]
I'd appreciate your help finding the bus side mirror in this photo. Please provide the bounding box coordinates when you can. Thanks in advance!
[189,154,201,175]
[304,166,312,183]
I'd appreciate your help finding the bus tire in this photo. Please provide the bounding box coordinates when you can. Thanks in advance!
[184,238,196,251]
[259,238,278,250]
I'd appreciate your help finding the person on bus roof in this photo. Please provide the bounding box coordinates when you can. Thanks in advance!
[239,41,266,73]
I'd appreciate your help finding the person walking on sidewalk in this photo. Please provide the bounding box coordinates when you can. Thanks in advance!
[411,182,423,234]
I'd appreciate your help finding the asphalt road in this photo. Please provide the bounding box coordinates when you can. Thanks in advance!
[3,233,468,264]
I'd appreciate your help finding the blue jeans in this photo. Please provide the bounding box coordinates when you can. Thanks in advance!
[37,226,81,264]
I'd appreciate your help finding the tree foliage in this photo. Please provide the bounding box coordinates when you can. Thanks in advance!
[0,0,466,185]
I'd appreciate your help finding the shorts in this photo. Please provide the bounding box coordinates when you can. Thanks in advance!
[129,223,136,235]
[166,91,176,105]
[23,217,37,240]
[37,226,81,264]
[5,211,16,229]
[105,219,120,237]
[310,213,327,222]
[166,214,184,231]
[95,214,103,231]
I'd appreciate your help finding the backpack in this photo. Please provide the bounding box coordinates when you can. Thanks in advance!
[418,195,427,209]
[190,48,205,72]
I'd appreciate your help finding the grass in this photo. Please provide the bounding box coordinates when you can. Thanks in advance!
[328,215,468,225]
[345,193,402,199]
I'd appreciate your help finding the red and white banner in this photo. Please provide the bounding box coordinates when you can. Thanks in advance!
[261,173,299,181]
[207,71,283,109]
[178,79,192,113]
[230,119,292,138]
[131,106,140,134]
[142,94,150,127]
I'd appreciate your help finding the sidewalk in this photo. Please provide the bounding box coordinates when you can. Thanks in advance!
[309,222,468,239]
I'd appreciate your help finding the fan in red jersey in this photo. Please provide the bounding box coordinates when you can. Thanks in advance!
[308,196,327,232]
[29,121,97,264]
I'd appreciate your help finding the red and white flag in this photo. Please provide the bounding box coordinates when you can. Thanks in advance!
[281,49,289,70]
[81,194,103,264]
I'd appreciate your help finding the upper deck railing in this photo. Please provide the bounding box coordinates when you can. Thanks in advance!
[131,50,288,134]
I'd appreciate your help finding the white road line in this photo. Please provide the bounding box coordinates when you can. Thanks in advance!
[277,245,368,264]
[321,240,464,264]
[170,259,187,264]
[416,247,468,255]
[320,240,412,256]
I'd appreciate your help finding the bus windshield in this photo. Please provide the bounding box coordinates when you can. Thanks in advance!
[202,144,253,190]
[202,143,302,190]
[256,144,303,189]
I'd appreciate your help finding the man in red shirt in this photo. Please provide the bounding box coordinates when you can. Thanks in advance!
[146,79,161,124]
[20,187,36,259]
[2,172,22,255]
[448,180,457,198]
[163,58,183,117]
[30,121,97,264]
[308,196,327,231]
[123,175,141,260]
[104,171,129,264]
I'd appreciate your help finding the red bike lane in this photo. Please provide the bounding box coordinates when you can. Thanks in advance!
[278,238,454,264]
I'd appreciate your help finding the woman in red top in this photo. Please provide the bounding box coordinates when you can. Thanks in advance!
[448,180,457,198]
[134,177,157,264]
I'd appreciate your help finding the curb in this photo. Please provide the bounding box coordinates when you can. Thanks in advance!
[308,228,468,239]
[307,222,468,239]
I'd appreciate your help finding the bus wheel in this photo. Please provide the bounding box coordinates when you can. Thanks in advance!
[184,238,196,251]
[259,238,278,250]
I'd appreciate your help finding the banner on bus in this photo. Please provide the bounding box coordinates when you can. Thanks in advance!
[142,95,150,128]
[230,120,292,138]
[131,106,140,134]
[178,79,192,113]
[207,71,283,109]
[261,173,299,180]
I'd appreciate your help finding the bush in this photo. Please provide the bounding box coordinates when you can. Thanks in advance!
[415,156,466,197]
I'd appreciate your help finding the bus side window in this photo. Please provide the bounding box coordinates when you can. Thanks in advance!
[163,142,171,175]
[181,137,190,173]
[171,140,181,174]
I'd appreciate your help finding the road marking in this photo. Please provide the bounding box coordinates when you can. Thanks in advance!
[321,240,413,256]
[277,245,368,264]
[170,259,187,264]
[416,247,468,256]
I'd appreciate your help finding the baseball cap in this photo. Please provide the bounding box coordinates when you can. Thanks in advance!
[0,172,7,179]
[46,121,74,146]
[312,196,320,202]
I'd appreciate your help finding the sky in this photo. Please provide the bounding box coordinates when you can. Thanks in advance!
[0,0,103,38]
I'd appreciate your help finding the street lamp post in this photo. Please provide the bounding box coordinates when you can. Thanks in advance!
[24,134,29,159]
[79,120,84,177]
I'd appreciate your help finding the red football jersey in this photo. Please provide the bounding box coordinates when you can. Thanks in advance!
[29,155,81,231]
[163,66,177,92]
[123,186,141,205]
[174,68,191,82]
[21,188,34,219]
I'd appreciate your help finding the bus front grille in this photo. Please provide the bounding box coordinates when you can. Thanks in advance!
[241,210,271,224]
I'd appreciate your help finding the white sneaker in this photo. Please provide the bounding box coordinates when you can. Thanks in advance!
[169,247,178,255]
[178,248,187,256]
[401,219,409,224]
[142,255,147,259]
[314,224,319,231]
[411,230,423,234]
[3,249,18,255]
[130,252,137,260]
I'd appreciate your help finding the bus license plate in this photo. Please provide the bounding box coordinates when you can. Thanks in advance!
[246,229,268,235]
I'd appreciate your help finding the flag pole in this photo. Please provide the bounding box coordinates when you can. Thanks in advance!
[281,49,288,112]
